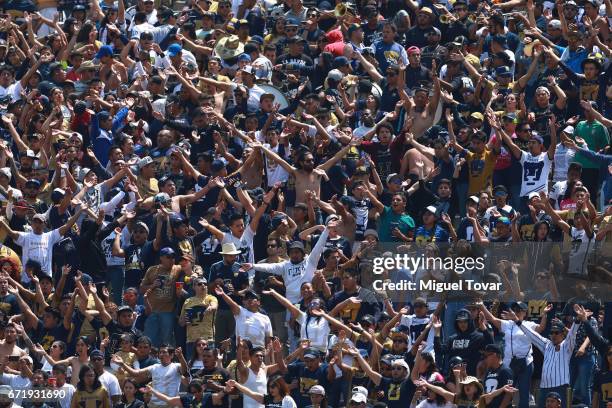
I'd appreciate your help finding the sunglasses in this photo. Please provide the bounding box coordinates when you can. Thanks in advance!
[550,331,562,335]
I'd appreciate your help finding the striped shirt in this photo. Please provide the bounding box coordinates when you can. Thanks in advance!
[520,322,580,388]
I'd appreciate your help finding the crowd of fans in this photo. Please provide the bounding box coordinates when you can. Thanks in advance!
[0,0,610,406]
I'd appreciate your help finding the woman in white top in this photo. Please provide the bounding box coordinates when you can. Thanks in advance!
[226,375,297,408]
[263,289,330,353]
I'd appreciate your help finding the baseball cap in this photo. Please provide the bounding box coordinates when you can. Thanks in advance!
[546,392,562,402]
[211,159,226,172]
[350,393,367,403]
[154,192,172,205]
[407,46,421,55]
[303,348,319,359]
[470,112,484,121]
[25,178,41,188]
[392,359,409,370]
[511,301,528,311]
[495,66,512,77]
[288,241,305,253]
[96,45,114,59]
[117,305,134,314]
[332,56,349,68]
[562,125,575,135]
[138,156,154,169]
[309,385,325,395]
[497,216,511,225]
[90,350,104,359]
[160,247,176,257]
[424,205,438,215]
[364,229,379,240]
[530,133,544,144]
[0,167,10,179]
[528,191,540,200]
[167,43,183,57]
[327,69,343,82]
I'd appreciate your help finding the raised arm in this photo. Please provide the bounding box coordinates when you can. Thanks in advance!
[214,286,241,316]
[345,347,382,385]
[262,288,301,320]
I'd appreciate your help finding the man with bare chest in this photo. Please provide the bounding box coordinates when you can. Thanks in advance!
[257,141,353,205]
[0,323,27,371]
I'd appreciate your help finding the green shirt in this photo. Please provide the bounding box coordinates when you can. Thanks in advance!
[574,120,610,169]
[377,206,415,242]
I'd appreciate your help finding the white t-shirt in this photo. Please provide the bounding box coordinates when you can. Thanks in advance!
[235,306,273,347]
[149,363,182,406]
[297,311,330,352]
[549,180,568,210]
[264,144,290,186]
[499,319,537,367]
[552,144,576,183]
[222,226,255,265]
[567,227,593,276]
[16,229,62,281]
[519,151,552,197]
[57,383,76,408]
[0,373,32,405]
[98,371,121,406]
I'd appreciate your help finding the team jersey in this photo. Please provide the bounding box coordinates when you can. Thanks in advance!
[519,151,552,197]
[566,227,593,276]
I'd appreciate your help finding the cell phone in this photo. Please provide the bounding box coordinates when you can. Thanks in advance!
[8,355,19,362]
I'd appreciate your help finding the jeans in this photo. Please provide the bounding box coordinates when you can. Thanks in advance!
[144,311,175,347]
[537,385,571,408]
[513,362,534,408]
[106,265,125,306]
[570,352,596,406]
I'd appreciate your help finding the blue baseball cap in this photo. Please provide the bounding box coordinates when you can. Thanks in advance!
[167,43,182,57]
[495,66,512,77]
[160,247,176,257]
[96,45,113,59]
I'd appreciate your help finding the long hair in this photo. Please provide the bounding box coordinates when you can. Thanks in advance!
[76,22,96,44]
[76,365,102,391]
[267,375,290,397]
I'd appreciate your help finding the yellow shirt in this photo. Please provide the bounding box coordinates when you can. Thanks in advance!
[465,148,497,194]
[70,387,110,408]
[180,295,218,342]
[136,176,159,199]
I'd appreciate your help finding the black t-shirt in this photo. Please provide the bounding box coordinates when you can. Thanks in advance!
[376,377,416,408]
[33,319,70,351]
[287,361,330,407]
[483,365,513,408]
[124,242,150,289]
[195,366,230,393]
[180,393,214,408]
[594,369,612,406]
[362,21,383,46]
[116,400,144,408]
[208,260,249,310]
[405,65,431,90]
